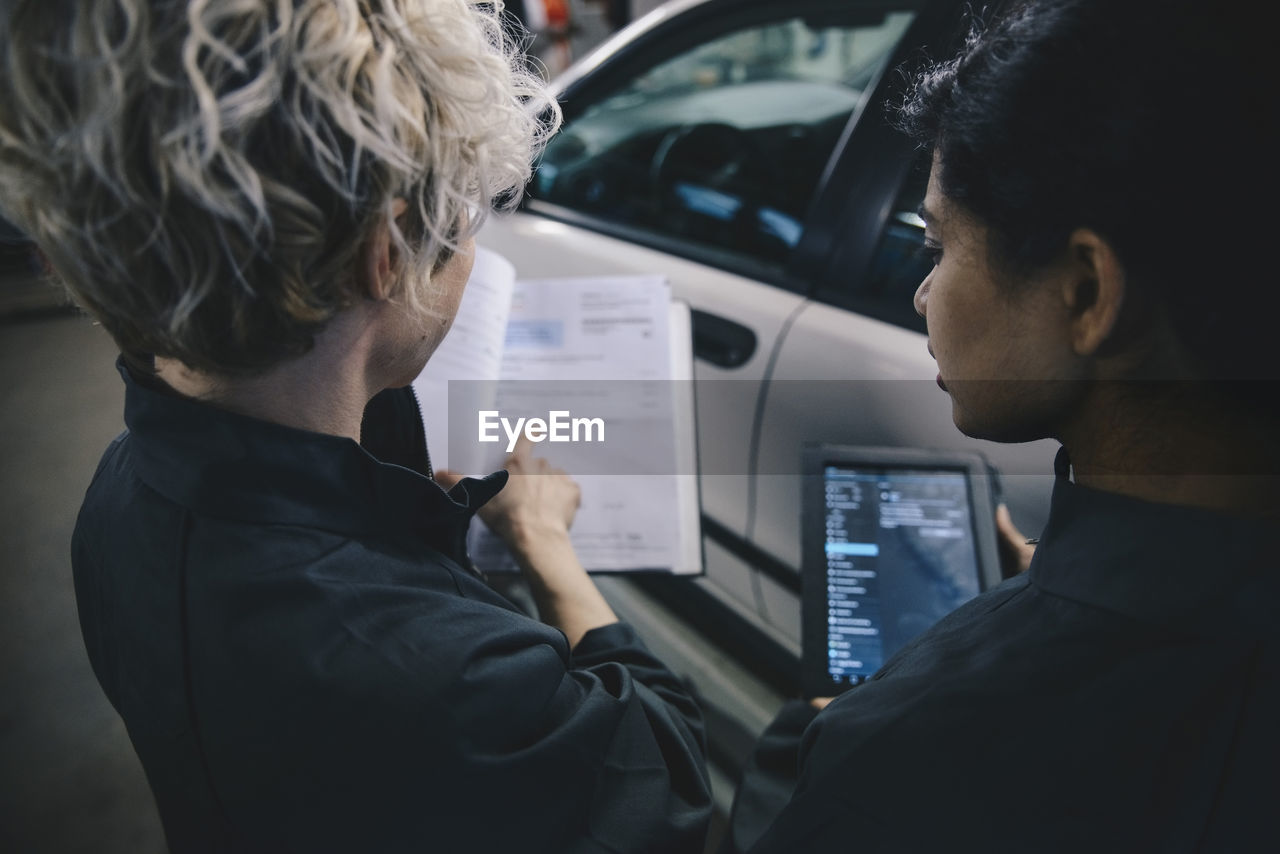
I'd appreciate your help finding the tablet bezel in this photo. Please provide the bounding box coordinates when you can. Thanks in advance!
[800,443,1003,699]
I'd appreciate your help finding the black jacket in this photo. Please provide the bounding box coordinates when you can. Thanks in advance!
[72,361,711,853]
[727,451,1278,853]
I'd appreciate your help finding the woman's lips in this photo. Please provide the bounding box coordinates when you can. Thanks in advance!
[927,342,946,390]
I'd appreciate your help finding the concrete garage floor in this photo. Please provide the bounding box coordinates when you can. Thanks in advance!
[0,296,167,853]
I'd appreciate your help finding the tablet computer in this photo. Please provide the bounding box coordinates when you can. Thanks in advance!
[801,444,1003,698]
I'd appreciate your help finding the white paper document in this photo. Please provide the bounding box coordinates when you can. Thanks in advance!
[412,245,701,575]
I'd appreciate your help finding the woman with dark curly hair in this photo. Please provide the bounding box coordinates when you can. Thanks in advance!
[724,1,1278,851]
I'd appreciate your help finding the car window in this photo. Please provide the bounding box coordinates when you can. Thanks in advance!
[856,156,931,332]
[533,11,916,268]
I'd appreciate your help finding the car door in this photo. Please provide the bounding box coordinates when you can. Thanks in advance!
[480,0,944,648]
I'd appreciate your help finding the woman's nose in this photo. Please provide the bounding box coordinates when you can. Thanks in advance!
[913,272,931,318]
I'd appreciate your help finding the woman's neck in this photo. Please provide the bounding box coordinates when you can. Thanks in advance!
[155,310,378,442]
[1060,382,1280,518]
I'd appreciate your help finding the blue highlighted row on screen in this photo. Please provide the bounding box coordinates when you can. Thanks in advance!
[824,542,880,556]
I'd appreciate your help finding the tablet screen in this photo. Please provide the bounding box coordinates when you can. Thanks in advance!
[821,464,983,687]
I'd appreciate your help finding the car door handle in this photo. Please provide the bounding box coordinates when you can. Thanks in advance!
[692,309,757,368]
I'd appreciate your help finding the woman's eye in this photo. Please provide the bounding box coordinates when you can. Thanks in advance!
[916,239,943,267]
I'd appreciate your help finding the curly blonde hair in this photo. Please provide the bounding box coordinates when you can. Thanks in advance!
[0,0,558,374]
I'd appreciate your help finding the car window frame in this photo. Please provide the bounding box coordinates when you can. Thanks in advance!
[803,2,969,329]
[520,0,942,296]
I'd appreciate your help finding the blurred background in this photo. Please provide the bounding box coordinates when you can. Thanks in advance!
[513,0,662,78]
[0,238,166,852]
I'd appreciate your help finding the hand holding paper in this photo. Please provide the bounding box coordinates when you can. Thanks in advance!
[436,437,618,647]
[447,435,581,545]
[415,245,702,576]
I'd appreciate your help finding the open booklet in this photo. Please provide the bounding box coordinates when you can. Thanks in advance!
[412,246,702,575]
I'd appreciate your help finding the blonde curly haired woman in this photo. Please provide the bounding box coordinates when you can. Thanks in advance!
[0,2,711,851]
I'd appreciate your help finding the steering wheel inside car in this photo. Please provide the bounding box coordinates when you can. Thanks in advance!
[650,123,777,211]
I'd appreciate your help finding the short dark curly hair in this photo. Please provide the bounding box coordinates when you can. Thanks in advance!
[894,0,1278,384]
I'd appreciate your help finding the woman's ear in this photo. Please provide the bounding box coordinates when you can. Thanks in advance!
[1062,228,1127,357]
[357,198,409,301]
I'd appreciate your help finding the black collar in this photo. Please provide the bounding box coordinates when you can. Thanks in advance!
[118,360,506,561]
[1029,449,1276,638]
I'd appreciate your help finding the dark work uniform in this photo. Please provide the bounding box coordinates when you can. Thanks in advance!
[72,361,711,854]
[726,451,1277,853]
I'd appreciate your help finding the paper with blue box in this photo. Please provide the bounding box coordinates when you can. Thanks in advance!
[412,246,701,575]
